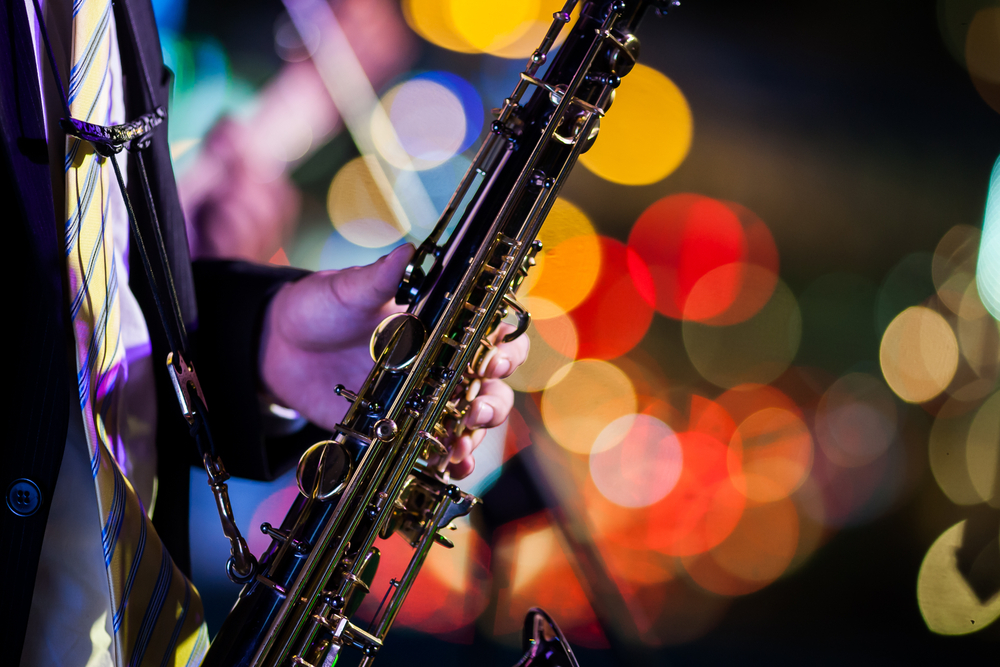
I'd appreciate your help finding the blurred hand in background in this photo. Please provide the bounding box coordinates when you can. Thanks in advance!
[179,0,418,262]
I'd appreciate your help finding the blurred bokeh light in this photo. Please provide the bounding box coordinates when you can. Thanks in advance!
[816,373,897,469]
[682,496,799,597]
[918,520,1000,635]
[524,198,601,319]
[567,236,655,359]
[978,155,1000,319]
[403,0,578,58]
[506,307,579,392]
[934,224,981,315]
[965,8,1000,115]
[372,71,482,170]
[579,64,693,186]
[682,278,801,388]
[727,407,813,503]
[880,306,960,403]
[589,414,683,508]
[327,156,410,247]
[541,359,637,454]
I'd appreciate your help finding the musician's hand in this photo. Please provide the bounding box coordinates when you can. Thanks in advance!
[259,245,529,477]
[260,244,411,428]
[180,118,302,263]
[447,323,529,479]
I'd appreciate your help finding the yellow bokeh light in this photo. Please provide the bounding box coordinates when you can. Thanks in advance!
[450,0,538,53]
[929,399,984,506]
[486,1,579,59]
[967,392,1000,508]
[506,303,578,393]
[404,0,574,58]
[579,64,693,186]
[957,280,1000,381]
[682,278,801,389]
[402,0,477,53]
[525,198,600,319]
[918,520,1000,635]
[880,306,960,404]
[510,525,557,593]
[541,359,637,454]
[327,156,408,248]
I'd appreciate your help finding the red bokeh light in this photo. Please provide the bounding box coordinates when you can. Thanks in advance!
[687,394,737,444]
[628,195,780,325]
[694,202,780,326]
[568,236,655,360]
[629,194,746,321]
[356,530,490,639]
[502,406,533,462]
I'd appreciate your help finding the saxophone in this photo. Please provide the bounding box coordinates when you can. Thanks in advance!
[203,2,675,664]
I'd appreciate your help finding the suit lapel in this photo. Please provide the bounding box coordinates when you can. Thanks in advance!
[0,1,72,663]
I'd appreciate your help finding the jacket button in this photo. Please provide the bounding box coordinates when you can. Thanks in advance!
[7,479,42,517]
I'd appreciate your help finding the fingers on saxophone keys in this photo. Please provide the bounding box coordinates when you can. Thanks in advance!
[465,378,482,403]
[448,430,486,480]
[449,434,475,464]
[464,400,495,430]
[477,334,529,379]
[464,382,513,430]
[448,451,476,480]
[477,347,515,379]
[476,346,499,378]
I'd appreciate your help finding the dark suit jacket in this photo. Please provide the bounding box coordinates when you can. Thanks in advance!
[0,0,323,660]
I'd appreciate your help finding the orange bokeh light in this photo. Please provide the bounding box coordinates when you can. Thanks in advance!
[525,198,601,319]
[715,383,803,427]
[728,407,814,503]
[495,518,609,648]
[683,496,800,596]
[643,431,745,557]
[687,394,737,444]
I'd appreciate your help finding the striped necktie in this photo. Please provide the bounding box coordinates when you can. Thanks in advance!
[64,0,209,664]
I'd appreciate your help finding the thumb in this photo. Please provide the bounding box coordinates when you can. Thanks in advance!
[329,243,415,311]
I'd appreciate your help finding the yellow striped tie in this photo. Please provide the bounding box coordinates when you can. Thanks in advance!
[65,0,209,663]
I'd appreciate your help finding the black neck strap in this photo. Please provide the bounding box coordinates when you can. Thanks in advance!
[29,0,258,583]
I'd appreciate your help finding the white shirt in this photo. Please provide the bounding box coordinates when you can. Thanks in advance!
[21,1,159,664]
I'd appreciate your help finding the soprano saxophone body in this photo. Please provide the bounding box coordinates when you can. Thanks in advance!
[203,2,674,664]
